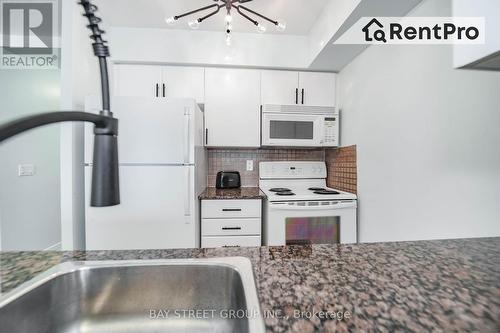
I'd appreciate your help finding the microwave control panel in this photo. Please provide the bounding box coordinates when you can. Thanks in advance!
[323,116,338,145]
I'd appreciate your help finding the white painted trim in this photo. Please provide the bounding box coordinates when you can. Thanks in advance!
[43,242,62,251]
[60,0,75,250]
[0,207,2,251]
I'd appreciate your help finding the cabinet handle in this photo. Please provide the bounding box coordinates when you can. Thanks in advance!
[155,84,159,97]
[162,83,166,98]
[205,128,208,146]
[295,88,298,104]
[301,89,305,104]
[223,245,241,248]
[222,208,242,212]
[222,227,242,230]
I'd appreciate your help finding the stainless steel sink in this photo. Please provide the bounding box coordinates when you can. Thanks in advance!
[0,257,265,333]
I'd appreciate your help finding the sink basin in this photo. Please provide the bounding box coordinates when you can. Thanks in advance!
[0,257,265,333]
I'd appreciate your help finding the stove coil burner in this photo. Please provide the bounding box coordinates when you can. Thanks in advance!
[313,190,341,195]
[308,187,326,191]
[276,192,296,196]
[269,188,292,193]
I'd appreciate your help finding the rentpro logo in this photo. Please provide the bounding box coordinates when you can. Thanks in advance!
[1,0,59,69]
[334,17,485,45]
[362,18,480,43]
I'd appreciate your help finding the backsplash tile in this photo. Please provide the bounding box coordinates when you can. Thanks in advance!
[208,149,325,187]
[325,145,357,194]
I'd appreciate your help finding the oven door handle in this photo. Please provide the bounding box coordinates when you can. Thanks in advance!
[269,201,357,211]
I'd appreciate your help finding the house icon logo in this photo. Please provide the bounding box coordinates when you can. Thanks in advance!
[362,18,387,43]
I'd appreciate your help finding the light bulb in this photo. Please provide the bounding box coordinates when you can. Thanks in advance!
[225,34,232,46]
[257,23,266,34]
[276,21,286,32]
[165,16,177,26]
[188,19,200,30]
[225,14,233,23]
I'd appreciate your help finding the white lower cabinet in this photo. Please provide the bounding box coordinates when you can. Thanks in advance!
[202,236,261,248]
[201,199,262,248]
[202,218,261,236]
[202,199,262,219]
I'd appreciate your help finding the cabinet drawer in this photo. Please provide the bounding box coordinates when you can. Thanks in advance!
[202,218,261,236]
[202,200,261,218]
[202,236,261,248]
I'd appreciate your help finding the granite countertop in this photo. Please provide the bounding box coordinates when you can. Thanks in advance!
[1,238,499,332]
[199,187,266,200]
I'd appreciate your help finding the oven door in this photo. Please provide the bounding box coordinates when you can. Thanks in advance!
[261,113,324,147]
[265,200,357,246]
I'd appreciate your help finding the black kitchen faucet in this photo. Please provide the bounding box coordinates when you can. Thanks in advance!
[0,0,120,207]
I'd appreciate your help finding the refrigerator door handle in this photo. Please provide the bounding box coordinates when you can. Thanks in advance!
[184,167,191,219]
[184,108,191,164]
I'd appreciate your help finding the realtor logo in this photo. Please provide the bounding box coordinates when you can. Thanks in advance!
[2,1,53,54]
[1,0,59,69]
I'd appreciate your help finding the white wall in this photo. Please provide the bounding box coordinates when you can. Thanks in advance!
[338,0,500,242]
[0,70,61,251]
[308,0,361,61]
[110,27,310,69]
[453,0,500,68]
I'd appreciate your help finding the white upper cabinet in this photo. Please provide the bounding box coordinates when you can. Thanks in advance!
[261,70,299,105]
[260,70,336,107]
[162,66,205,102]
[113,64,161,98]
[113,64,205,102]
[298,72,336,107]
[205,68,261,148]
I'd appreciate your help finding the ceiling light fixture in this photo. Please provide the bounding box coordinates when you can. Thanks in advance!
[188,19,200,30]
[166,0,286,43]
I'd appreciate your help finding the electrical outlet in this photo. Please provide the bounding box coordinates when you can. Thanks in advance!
[246,160,254,171]
[18,164,35,177]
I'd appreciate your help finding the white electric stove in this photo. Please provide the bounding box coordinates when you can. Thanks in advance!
[259,161,357,246]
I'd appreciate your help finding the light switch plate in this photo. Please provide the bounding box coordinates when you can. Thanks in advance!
[18,164,35,177]
[246,160,254,171]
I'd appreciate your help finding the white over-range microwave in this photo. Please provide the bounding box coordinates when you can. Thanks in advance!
[261,104,339,147]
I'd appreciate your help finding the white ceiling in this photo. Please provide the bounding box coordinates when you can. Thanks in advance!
[95,0,330,35]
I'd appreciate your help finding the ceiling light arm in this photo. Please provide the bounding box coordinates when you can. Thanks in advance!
[174,3,219,21]
[198,4,224,23]
[234,5,258,26]
[237,5,278,26]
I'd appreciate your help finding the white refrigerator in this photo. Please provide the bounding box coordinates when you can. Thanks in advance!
[84,97,206,250]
